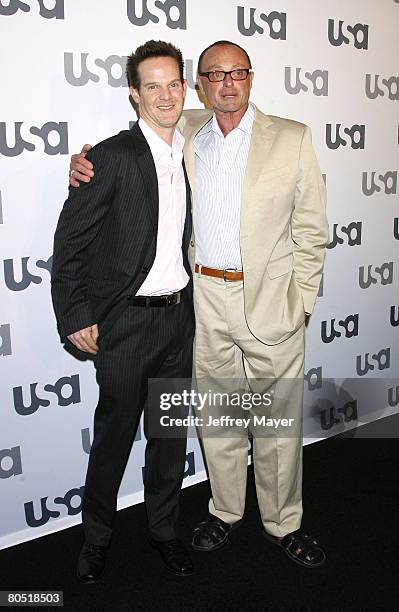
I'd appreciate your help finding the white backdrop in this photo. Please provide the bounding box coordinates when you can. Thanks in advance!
[1,0,398,549]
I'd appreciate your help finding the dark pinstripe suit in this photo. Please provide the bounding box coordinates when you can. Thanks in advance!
[51,123,195,545]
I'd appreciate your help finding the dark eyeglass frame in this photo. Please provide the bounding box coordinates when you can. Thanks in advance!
[198,68,252,82]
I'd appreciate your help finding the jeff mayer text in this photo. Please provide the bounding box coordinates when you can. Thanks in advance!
[160,416,295,428]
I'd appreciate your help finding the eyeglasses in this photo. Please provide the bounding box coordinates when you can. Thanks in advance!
[198,68,252,82]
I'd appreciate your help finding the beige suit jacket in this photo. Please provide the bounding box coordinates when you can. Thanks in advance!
[178,104,329,345]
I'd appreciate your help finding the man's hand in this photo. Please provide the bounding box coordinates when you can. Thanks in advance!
[67,324,99,355]
[69,144,94,187]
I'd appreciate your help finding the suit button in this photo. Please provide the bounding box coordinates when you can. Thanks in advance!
[142,266,149,274]
[190,240,195,247]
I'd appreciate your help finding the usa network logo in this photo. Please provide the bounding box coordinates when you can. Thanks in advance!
[237,6,286,38]
[388,386,399,408]
[321,314,359,344]
[0,123,68,157]
[13,374,81,416]
[358,262,394,289]
[2,255,52,291]
[64,53,128,88]
[327,222,362,249]
[0,446,22,478]
[320,399,358,431]
[126,0,186,29]
[390,305,399,327]
[362,171,397,196]
[64,53,198,91]
[365,75,399,101]
[304,366,323,391]
[356,348,390,376]
[327,19,368,49]
[0,0,64,18]
[25,486,84,527]
[284,68,328,96]
[0,323,12,356]
[326,124,365,149]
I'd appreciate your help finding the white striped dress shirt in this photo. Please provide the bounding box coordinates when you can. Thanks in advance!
[193,103,255,270]
[136,118,189,296]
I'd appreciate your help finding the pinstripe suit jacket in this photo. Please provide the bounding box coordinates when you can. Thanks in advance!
[51,122,192,340]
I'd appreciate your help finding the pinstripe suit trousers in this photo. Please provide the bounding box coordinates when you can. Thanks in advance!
[82,293,194,546]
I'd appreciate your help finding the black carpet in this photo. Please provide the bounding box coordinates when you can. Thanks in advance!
[1,417,399,611]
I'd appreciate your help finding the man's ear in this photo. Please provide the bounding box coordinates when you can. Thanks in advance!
[195,75,208,107]
[129,85,140,105]
[248,71,254,91]
[196,75,204,96]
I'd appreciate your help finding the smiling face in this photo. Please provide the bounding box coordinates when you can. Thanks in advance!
[130,56,187,141]
[197,43,253,121]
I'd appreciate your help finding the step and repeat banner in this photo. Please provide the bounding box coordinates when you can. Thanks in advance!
[1,0,398,549]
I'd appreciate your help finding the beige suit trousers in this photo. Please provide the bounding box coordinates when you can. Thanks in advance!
[193,271,305,538]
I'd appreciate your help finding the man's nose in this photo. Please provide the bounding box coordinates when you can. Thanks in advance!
[159,86,172,99]
[223,73,234,86]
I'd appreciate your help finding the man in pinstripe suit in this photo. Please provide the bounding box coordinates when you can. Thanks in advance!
[52,41,195,582]
[69,40,328,569]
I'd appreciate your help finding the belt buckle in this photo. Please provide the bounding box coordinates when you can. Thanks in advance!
[166,292,180,306]
[223,267,237,282]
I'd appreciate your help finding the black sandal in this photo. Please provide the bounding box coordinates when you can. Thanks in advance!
[192,515,242,552]
[263,530,326,568]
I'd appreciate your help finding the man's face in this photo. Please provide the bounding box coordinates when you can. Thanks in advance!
[197,44,253,115]
[130,56,187,134]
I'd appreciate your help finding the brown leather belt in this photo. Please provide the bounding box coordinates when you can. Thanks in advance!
[195,263,244,282]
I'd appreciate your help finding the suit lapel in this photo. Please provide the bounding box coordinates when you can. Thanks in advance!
[182,159,192,248]
[243,108,275,191]
[129,122,159,232]
[241,109,276,237]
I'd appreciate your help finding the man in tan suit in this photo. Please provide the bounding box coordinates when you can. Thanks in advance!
[69,40,329,568]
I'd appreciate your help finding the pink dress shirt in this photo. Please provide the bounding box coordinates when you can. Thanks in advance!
[136,118,189,296]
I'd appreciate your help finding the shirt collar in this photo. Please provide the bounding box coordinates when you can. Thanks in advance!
[196,102,255,139]
[235,101,255,135]
[138,117,185,162]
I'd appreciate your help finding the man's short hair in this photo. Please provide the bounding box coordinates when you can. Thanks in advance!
[197,40,252,73]
[126,40,184,90]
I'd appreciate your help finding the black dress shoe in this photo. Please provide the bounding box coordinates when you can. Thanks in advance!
[77,542,107,583]
[192,514,242,551]
[149,537,194,576]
